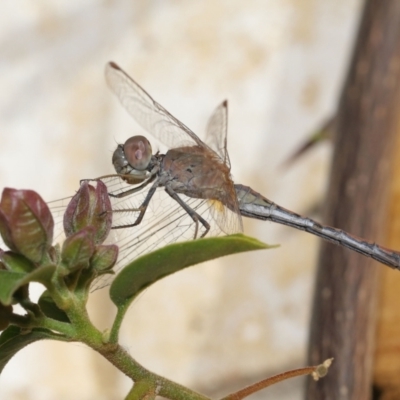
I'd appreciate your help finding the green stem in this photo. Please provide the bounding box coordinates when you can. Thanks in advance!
[124,381,156,400]
[64,300,209,400]
[37,316,76,337]
[42,271,209,400]
[19,298,43,317]
[7,312,75,337]
[109,301,129,343]
[91,343,211,400]
[63,299,104,344]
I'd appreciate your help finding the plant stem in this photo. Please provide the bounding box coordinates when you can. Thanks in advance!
[42,270,210,399]
[221,359,333,400]
[124,380,156,400]
[7,312,75,337]
[37,316,76,337]
[19,298,43,317]
[109,301,128,343]
[90,342,210,400]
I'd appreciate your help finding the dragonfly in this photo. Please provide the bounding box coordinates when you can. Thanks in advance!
[91,61,400,274]
[12,62,400,285]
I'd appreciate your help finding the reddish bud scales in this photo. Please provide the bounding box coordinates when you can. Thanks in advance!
[63,180,112,245]
[0,188,54,263]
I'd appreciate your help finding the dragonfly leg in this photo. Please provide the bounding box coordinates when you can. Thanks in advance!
[164,186,210,239]
[111,179,161,229]
[109,175,156,198]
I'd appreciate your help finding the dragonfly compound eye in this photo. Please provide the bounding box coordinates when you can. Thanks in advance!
[123,135,152,171]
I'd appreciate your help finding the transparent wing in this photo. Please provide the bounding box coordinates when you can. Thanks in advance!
[208,197,243,236]
[26,176,237,290]
[105,62,204,150]
[204,100,230,168]
[204,101,241,232]
[96,176,237,289]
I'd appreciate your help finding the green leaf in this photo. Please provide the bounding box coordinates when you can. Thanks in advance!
[61,227,95,273]
[110,234,273,307]
[0,325,67,374]
[38,291,70,323]
[0,252,36,273]
[0,265,56,305]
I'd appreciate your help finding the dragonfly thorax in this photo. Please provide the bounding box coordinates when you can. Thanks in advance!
[161,146,235,207]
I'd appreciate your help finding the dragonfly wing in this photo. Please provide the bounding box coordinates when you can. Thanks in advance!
[42,176,230,290]
[95,175,231,289]
[105,62,203,150]
[209,198,243,235]
[207,171,243,235]
[204,100,231,168]
[204,101,240,232]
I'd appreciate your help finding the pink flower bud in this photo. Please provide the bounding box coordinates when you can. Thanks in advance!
[0,189,54,263]
[63,181,112,245]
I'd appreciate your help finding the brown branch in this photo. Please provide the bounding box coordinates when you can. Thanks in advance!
[306,1,400,399]
[221,359,333,400]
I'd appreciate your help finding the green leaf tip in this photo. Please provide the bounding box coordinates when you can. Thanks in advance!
[110,234,274,307]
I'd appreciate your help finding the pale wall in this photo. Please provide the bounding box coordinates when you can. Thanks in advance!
[0,1,362,399]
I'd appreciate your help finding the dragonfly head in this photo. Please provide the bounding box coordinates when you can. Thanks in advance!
[122,135,152,171]
[112,136,152,180]
[112,136,153,184]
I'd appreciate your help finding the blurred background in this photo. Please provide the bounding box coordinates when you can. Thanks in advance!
[0,1,364,399]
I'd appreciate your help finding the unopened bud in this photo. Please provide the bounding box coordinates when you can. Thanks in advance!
[90,244,119,273]
[0,189,54,263]
[61,226,95,272]
[63,181,112,245]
